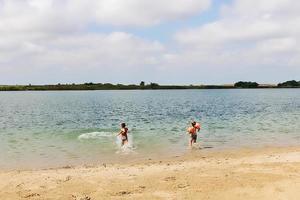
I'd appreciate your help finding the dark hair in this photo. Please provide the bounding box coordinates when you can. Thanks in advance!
[191,121,196,127]
[121,123,126,128]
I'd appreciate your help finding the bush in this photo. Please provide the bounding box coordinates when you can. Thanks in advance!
[234,81,258,88]
[278,80,300,88]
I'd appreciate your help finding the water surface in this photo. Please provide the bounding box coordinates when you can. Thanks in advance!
[0,89,299,169]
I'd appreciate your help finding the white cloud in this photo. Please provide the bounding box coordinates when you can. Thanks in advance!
[39,32,164,69]
[170,0,300,81]
[0,0,299,84]
[93,0,211,26]
[0,0,211,33]
[0,31,167,84]
[0,0,211,83]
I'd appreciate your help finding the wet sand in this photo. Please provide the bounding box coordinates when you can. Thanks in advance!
[0,146,300,200]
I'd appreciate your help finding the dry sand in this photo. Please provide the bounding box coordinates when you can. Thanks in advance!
[1,147,300,200]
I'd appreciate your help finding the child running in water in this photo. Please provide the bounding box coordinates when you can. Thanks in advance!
[117,123,128,146]
[187,121,201,147]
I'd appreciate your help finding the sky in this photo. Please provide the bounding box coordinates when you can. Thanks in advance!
[0,0,299,85]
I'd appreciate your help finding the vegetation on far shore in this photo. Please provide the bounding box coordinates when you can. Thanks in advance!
[0,80,299,91]
[277,80,300,88]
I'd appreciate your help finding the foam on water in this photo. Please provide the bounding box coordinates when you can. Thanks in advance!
[78,131,113,140]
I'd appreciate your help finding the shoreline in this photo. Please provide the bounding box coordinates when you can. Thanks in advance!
[1,88,300,92]
[1,146,300,199]
[1,80,299,91]
[2,144,298,172]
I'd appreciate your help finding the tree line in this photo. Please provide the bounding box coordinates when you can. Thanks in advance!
[0,80,299,91]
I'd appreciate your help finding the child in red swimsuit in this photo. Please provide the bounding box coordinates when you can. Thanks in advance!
[117,123,128,146]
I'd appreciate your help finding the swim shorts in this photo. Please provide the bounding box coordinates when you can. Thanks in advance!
[191,134,197,142]
[122,135,128,141]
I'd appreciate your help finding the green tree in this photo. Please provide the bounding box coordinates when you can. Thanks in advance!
[149,82,159,89]
[278,80,300,88]
[140,81,145,87]
[234,81,258,88]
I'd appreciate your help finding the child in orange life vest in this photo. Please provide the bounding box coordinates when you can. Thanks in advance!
[187,121,201,147]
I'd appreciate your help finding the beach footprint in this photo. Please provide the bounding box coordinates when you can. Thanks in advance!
[71,194,92,200]
[164,176,176,181]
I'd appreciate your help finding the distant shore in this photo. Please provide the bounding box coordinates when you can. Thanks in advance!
[1,146,299,200]
[1,80,300,91]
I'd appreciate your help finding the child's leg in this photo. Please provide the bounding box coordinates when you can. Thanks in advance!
[191,136,196,146]
[193,135,197,144]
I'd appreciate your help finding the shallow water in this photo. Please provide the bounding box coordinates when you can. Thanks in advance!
[0,89,299,169]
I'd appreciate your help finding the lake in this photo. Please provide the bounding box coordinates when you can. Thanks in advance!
[0,89,299,169]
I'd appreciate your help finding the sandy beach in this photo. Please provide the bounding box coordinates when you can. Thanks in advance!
[0,147,299,200]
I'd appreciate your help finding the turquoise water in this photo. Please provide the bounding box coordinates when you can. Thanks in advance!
[0,89,299,169]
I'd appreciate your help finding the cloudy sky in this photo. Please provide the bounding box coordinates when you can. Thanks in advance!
[0,0,299,85]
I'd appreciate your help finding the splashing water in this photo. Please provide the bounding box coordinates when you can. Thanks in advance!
[115,131,137,155]
[78,131,113,140]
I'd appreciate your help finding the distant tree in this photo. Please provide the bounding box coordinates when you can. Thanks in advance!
[278,80,300,88]
[234,81,258,88]
[149,82,159,89]
[140,81,145,87]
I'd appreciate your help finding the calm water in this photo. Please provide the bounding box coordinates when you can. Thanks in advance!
[0,89,299,169]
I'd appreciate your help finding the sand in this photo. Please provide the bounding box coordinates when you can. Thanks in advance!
[0,146,300,200]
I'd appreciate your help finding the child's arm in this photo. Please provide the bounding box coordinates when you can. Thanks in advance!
[116,130,122,137]
[187,128,190,134]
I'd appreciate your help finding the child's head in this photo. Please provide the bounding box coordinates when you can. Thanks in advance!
[121,123,126,128]
[191,121,196,127]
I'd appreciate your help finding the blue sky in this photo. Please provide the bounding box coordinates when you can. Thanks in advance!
[0,0,299,85]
